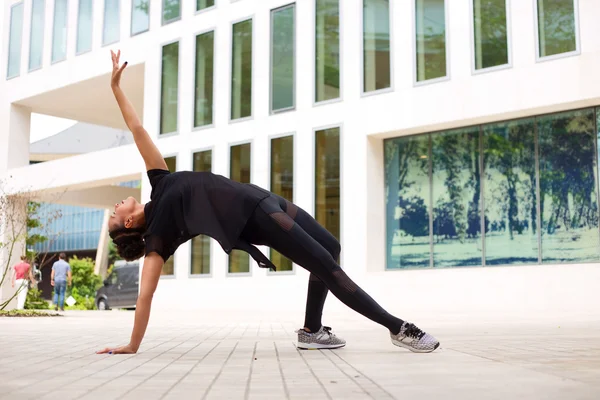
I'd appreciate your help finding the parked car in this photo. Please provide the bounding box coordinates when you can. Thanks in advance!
[95,260,139,310]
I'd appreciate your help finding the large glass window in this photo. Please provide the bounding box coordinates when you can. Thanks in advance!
[29,0,45,71]
[191,151,212,275]
[7,2,24,79]
[194,31,215,128]
[363,0,390,93]
[131,0,150,36]
[270,136,294,272]
[415,0,447,82]
[231,19,253,120]
[52,0,68,63]
[77,0,93,54]
[315,128,340,240]
[271,5,295,113]
[537,0,577,58]
[103,0,120,46]
[162,0,181,25]
[162,156,177,276]
[315,0,340,102]
[229,143,252,274]
[160,42,179,135]
[197,0,215,12]
[473,0,509,70]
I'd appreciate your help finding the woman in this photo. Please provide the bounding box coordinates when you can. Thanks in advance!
[97,51,439,355]
[11,255,34,310]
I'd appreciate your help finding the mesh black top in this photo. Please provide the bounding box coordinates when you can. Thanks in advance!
[143,169,276,269]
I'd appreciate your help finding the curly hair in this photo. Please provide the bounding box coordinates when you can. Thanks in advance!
[110,227,146,261]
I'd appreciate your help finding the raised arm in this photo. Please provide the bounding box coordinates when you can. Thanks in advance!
[110,50,167,172]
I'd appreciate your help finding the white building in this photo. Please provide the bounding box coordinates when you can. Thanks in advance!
[1,0,600,318]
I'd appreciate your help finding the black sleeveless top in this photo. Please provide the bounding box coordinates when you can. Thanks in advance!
[143,169,276,270]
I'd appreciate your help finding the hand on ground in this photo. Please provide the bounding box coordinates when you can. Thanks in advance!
[96,343,137,355]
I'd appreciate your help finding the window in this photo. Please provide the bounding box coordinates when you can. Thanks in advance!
[194,31,215,128]
[191,151,212,275]
[162,156,177,275]
[77,0,93,54]
[271,4,295,113]
[229,143,251,273]
[231,19,253,120]
[103,0,120,45]
[270,135,294,272]
[52,0,68,63]
[315,0,340,102]
[473,0,509,70]
[315,128,340,240]
[197,0,215,12]
[363,0,390,92]
[7,2,24,79]
[160,42,179,135]
[384,107,600,269]
[415,0,447,82]
[536,0,578,58]
[131,0,150,36]
[29,0,45,71]
[162,0,181,25]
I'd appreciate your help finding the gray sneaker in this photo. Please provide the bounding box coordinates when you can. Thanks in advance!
[390,322,440,353]
[297,326,346,350]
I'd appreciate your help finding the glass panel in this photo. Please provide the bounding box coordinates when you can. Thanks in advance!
[229,143,252,273]
[537,0,577,57]
[162,156,177,275]
[103,0,120,45]
[163,0,181,25]
[7,2,24,78]
[384,136,431,269]
[77,0,93,54]
[194,31,214,127]
[473,0,508,70]
[164,156,177,173]
[270,136,294,272]
[538,109,599,263]
[52,0,68,63]
[131,0,150,35]
[160,42,179,134]
[315,128,340,240]
[483,119,538,265]
[197,0,215,11]
[231,19,253,120]
[271,5,295,112]
[191,150,212,275]
[315,0,340,102]
[363,0,390,92]
[432,127,481,267]
[416,0,447,82]
[29,0,45,71]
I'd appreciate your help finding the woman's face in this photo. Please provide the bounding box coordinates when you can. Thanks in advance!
[109,196,139,231]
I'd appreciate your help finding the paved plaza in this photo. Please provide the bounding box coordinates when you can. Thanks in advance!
[1,309,599,400]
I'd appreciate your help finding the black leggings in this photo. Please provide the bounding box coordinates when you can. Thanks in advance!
[240,194,404,335]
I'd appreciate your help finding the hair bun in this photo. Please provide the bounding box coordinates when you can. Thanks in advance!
[111,228,146,261]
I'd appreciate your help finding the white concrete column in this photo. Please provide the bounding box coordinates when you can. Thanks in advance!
[94,209,111,277]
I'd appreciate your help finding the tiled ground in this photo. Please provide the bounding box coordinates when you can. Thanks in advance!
[0,310,599,400]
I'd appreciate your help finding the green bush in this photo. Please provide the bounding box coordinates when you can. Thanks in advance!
[63,257,102,310]
[24,288,50,310]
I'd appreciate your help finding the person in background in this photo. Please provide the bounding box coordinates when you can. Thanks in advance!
[51,253,72,311]
[11,256,35,310]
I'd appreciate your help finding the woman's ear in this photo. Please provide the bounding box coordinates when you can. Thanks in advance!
[124,216,134,229]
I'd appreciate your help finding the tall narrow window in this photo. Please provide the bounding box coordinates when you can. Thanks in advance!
[416,0,447,82]
[194,31,215,128]
[229,143,252,274]
[52,0,68,63]
[131,0,150,36]
[473,0,508,70]
[197,0,215,12]
[162,0,181,25]
[271,4,295,113]
[231,19,253,120]
[162,156,177,276]
[316,0,340,102]
[315,128,340,241]
[77,0,93,54]
[363,0,390,92]
[537,0,578,58]
[103,0,120,45]
[29,0,45,71]
[7,2,24,79]
[270,136,294,272]
[160,42,179,135]
[191,151,212,275]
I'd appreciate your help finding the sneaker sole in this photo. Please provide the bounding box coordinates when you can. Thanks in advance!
[297,342,346,350]
[391,339,440,353]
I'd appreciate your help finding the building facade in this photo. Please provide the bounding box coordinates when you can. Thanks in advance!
[2,0,600,316]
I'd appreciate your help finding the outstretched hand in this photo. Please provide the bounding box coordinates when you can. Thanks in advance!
[110,49,128,88]
[96,343,138,355]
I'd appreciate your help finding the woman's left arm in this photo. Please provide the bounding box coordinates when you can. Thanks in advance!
[97,253,164,354]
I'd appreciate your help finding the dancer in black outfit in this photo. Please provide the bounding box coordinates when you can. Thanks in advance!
[98,51,439,355]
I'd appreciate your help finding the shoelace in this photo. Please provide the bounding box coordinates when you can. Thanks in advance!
[403,323,425,340]
[322,326,333,337]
